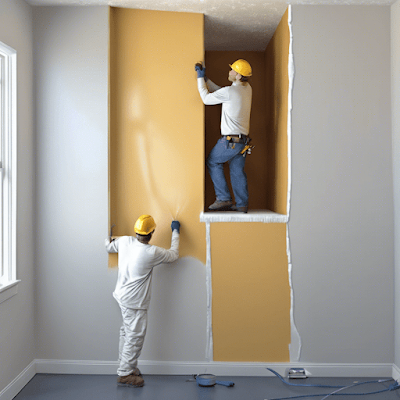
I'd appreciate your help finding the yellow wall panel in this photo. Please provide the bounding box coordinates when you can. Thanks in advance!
[109,8,205,265]
[211,222,290,361]
[265,9,290,214]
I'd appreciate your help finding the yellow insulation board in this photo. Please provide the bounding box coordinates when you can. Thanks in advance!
[109,8,205,266]
[211,222,290,362]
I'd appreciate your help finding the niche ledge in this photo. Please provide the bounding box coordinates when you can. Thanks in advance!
[200,210,288,223]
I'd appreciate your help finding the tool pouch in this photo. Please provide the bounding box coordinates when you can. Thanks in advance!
[240,137,255,156]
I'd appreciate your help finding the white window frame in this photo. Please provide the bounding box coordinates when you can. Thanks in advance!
[0,41,18,304]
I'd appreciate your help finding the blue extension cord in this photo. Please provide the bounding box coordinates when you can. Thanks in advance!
[266,368,400,400]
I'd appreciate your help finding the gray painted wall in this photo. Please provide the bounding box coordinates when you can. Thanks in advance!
[290,6,394,363]
[33,6,207,363]
[391,0,400,370]
[0,0,36,394]
[33,6,116,361]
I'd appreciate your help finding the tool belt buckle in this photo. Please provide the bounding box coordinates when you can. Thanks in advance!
[226,135,241,144]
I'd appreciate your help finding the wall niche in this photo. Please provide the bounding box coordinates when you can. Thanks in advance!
[204,10,290,216]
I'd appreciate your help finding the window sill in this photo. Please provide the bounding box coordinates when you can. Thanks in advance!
[200,210,288,223]
[0,280,20,304]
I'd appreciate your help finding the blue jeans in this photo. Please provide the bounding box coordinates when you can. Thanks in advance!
[206,137,248,208]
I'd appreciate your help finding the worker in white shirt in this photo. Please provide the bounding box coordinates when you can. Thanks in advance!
[105,215,180,387]
[195,59,253,213]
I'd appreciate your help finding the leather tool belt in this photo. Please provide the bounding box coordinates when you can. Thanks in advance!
[225,135,248,144]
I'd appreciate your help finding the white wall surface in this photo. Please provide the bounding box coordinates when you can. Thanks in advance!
[33,6,207,363]
[391,0,400,370]
[290,5,394,363]
[0,0,36,394]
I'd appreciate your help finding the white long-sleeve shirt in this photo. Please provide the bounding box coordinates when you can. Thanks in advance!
[105,231,179,309]
[197,78,252,136]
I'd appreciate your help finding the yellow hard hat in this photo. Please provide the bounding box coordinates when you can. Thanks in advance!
[229,59,252,77]
[134,215,156,235]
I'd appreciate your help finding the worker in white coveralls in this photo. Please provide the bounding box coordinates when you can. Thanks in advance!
[195,59,253,213]
[105,215,180,387]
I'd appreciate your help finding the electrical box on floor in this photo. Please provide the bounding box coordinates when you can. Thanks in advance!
[287,368,307,379]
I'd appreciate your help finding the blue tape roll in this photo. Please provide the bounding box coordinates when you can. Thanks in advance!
[196,374,234,387]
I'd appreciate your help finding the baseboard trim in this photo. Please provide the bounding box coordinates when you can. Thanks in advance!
[0,361,35,400]
[34,359,393,378]
[393,364,400,381]
[1,360,396,400]
[35,359,118,375]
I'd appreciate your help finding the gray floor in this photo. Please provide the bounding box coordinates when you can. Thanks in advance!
[13,374,400,400]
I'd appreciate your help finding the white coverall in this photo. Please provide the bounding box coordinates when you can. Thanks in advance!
[105,231,180,376]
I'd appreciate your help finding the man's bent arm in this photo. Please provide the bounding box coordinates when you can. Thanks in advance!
[197,78,229,105]
[206,79,221,93]
[105,238,119,253]
[153,230,180,265]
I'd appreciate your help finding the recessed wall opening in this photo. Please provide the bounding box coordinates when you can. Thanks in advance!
[109,6,291,264]
[204,10,290,216]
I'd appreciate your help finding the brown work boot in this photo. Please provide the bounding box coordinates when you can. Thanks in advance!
[208,200,233,211]
[117,374,145,387]
[132,368,142,377]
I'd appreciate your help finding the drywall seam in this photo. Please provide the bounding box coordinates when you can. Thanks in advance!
[205,221,213,361]
[287,5,302,362]
[288,226,301,361]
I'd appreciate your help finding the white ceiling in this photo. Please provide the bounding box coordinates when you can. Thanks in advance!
[25,0,396,51]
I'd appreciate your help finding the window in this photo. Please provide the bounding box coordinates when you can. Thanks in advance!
[0,41,18,303]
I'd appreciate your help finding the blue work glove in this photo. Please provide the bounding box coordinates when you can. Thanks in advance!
[171,220,180,233]
[195,63,206,79]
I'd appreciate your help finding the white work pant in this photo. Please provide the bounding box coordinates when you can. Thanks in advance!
[118,305,148,377]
